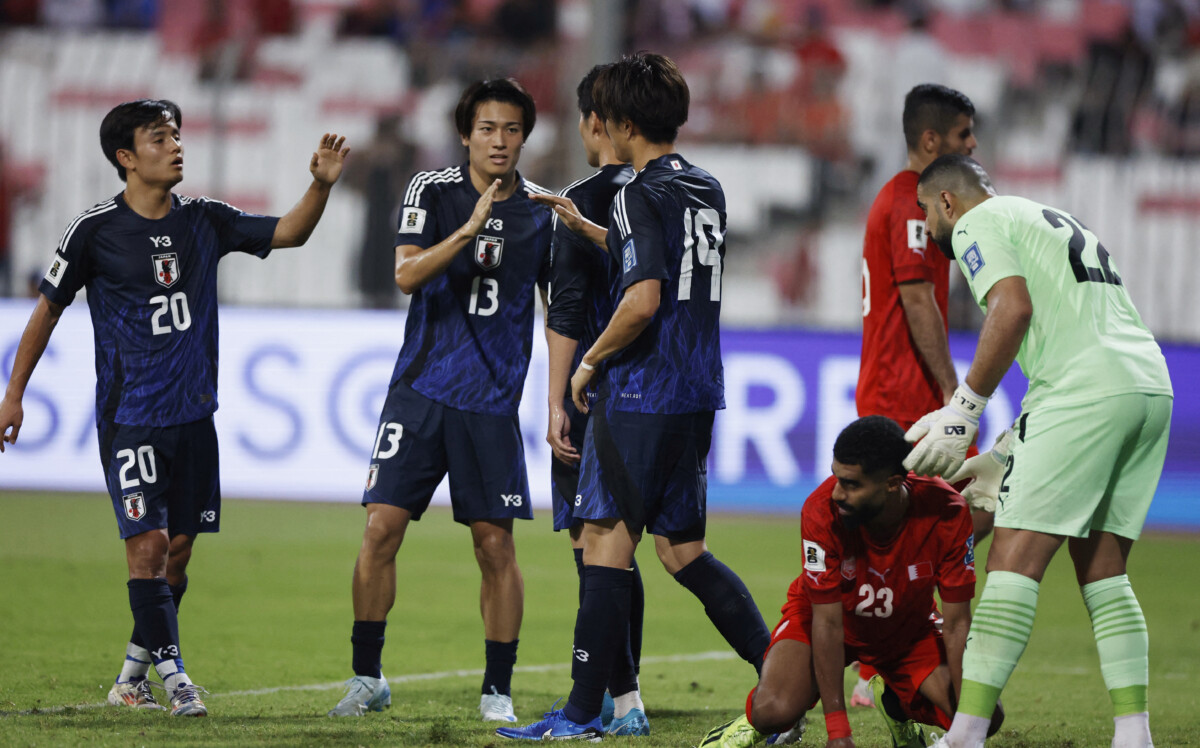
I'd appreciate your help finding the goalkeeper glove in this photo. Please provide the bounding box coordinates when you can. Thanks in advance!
[946,428,1014,512]
[902,384,989,477]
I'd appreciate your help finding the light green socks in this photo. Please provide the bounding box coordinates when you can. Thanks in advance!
[959,570,1040,720]
[1083,574,1149,716]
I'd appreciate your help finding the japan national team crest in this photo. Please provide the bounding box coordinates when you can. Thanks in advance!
[366,464,380,491]
[475,235,504,270]
[152,253,181,288]
[123,492,146,521]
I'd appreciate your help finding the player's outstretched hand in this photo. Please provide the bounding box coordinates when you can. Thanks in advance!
[946,428,1013,512]
[547,404,580,465]
[570,364,597,414]
[530,193,608,248]
[310,133,351,186]
[0,395,23,453]
[464,179,501,237]
[903,384,988,477]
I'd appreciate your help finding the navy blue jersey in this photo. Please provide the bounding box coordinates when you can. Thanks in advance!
[391,164,553,416]
[546,163,633,404]
[603,154,726,414]
[39,193,277,426]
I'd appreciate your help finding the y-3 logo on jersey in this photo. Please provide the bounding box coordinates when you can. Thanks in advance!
[150,235,173,248]
[152,253,181,288]
[485,218,503,231]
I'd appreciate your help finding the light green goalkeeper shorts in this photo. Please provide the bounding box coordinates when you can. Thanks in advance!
[996,393,1172,540]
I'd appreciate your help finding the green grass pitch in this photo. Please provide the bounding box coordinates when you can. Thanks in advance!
[1,491,1197,746]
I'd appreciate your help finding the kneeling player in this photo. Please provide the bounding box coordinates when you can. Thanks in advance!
[701,416,1003,748]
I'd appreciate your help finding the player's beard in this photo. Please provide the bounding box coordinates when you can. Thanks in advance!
[839,501,884,531]
[931,227,955,259]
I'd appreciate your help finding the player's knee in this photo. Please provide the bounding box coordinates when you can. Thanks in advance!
[748,686,803,734]
[473,531,516,572]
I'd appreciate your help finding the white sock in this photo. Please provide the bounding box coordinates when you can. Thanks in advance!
[946,710,990,746]
[1113,712,1152,748]
[155,658,192,693]
[118,642,152,682]
[613,689,643,719]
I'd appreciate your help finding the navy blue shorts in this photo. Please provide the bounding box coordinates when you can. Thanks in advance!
[575,400,712,541]
[550,399,589,532]
[98,417,221,540]
[362,380,533,525]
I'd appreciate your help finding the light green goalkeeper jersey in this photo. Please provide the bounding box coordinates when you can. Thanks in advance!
[952,195,1172,412]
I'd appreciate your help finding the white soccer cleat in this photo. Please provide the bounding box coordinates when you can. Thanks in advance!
[327,674,391,717]
[107,676,166,710]
[928,734,985,748]
[850,676,876,708]
[480,686,517,722]
[169,683,209,717]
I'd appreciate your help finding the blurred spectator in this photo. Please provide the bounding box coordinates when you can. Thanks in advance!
[1072,28,1155,154]
[194,0,255,82]
[494,0,555,46]
[40,0,103,27]
[105,0,157,29]
[344,114,416,308]
[0,143,12,297]
[1,0,41,24]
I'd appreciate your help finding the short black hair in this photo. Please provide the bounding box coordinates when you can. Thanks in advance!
[917,153,994,197]
[902,84,975,151]
[454,78,537,141]
[576,63,612,118]
[833,416,911,477]
[99,99,182,182]
[592,52,689,144]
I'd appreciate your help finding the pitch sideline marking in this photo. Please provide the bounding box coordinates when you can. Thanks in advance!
[1,650,737,717]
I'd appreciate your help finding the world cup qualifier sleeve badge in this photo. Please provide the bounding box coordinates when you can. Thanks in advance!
[152,253,181,288]
[475,235,504,270]
[123,492,146,521]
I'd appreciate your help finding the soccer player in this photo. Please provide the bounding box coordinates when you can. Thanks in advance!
[328,78,553,722]
[699,416,1004,748]
[855,82,989,709]
[533,65,647,735]
[0,99,349,716]
[908,155,1172,748]
[496,52,771,742]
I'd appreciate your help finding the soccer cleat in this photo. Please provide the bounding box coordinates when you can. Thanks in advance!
[605,706,650,736]
[699,714,764,747]
[327,674,391,717]
[929,735,985,748]
[494,707,603,741]
[481,686,518,722]
[766,716,807,744]
[169,683,208,717]
[872,675,924,747]
[851,676,876,708]
[107,676,166,710]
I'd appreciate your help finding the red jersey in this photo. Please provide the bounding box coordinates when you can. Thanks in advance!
[857,170,951,426]
[798,474,975,652]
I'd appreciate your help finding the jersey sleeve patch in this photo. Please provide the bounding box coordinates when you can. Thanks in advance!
[399,207,427,234]
[963,242,985,278]
[803,540,827,572]
[43,254,68,287]
[622,238,637,273]
[906,219,928,253]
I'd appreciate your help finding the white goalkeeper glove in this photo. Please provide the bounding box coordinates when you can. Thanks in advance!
[946,428,1013,512]
[902,384,989,477]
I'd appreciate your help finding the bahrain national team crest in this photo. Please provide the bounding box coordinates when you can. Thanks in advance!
[475,235,504,270]
[152,253,181,288]
[123,492,146,521]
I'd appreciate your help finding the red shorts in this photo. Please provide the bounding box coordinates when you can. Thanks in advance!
[766,579,951,729]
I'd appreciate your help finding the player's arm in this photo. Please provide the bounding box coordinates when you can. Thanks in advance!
[394,179,500,293]
[530,193,608,248]
[898,280,958,403]
[963,275,1031,397]
[812,601,855,748]
[272,133,351,248]
[546,328,580,463]
[941,599,972,700]
[0,295,65,452]
[569,278,659,413]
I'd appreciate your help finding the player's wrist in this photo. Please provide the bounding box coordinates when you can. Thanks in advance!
[824,709,851,739]
[578,360,595,372]
[948,382,988,423]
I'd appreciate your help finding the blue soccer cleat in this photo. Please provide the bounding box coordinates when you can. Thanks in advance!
[599,691,615,726]
[605,706,650,736]
[495,707,603,742]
